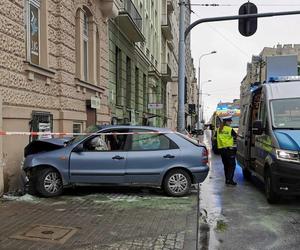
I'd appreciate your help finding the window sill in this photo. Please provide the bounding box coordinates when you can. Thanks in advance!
[75,78,105,93]
[24,62,56,82]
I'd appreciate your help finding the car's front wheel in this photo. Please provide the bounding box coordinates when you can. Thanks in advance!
[163,169,191,197]
[265,169,280,204]
[36,168,63,197]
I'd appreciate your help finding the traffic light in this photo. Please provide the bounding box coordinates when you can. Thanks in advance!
[238,2,258,37]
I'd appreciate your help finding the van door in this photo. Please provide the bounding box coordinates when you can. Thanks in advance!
[237,104,251,167]
[254,96,271,177]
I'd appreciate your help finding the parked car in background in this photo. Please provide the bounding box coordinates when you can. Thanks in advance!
[23,126,209,197]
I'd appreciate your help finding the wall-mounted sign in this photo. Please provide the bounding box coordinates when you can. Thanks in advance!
[38,123,52,139]
[91,96,101,109]
[148,103,163,109]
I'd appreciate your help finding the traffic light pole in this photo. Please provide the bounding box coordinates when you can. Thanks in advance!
[177,9,300,133]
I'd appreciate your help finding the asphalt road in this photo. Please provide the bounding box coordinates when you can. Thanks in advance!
[199,131,300,250]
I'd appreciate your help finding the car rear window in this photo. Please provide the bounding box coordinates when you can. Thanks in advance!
[175,132,201,147]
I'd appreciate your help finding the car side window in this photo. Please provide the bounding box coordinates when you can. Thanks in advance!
[130,133,178,151]
[83,130,129,152]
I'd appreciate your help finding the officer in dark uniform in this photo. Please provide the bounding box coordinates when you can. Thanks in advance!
[216,116,237,186]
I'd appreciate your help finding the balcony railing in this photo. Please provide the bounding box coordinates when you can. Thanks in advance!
[123,0,142,30]
[115,0,144,42]
[161,14,173,40]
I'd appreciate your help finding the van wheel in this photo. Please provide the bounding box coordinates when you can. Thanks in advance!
[36,168,63,197]
[242,168,251,181]
[163,169,191,197]
[265,169,280,204]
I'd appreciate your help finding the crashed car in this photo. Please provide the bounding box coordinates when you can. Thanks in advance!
[23,125,209,197]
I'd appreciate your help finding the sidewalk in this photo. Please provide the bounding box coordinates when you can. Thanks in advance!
[0,186,198,250]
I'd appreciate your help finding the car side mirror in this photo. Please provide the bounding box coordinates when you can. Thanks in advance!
[252,120,263,135]
[73,143,84,153]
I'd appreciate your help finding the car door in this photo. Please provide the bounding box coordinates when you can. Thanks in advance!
[125,130,181,184]
[69,130,129,184]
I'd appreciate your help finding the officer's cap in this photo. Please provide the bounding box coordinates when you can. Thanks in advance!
[222,116,233,122]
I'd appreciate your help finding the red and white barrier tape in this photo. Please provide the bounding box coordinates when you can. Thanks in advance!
[0,131,177,136]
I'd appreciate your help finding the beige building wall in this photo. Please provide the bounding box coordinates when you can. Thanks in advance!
[0,0,117,193]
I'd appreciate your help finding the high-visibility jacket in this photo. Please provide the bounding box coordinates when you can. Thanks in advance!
[217,125,234,149]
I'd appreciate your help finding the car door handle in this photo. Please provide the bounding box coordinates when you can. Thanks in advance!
[112,155,124,160]
[163,154,175,159]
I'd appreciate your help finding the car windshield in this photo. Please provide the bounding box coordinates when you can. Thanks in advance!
[271,98,300,129]
[231,116,240,128]
[67,125,100,145]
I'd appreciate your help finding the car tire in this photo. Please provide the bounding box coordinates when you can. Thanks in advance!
[36,168,63,197]
[242,168,251,181]
[265,169,280,204]
[163,169,191,197]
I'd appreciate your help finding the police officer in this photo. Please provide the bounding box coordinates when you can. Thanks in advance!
[217,116,237,186]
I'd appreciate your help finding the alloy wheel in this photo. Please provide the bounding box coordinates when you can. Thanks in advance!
[44,172,62,194]
[168,173,188,194]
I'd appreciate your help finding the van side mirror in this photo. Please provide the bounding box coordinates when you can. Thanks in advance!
[252,120,263,135]
[73,143,84,152]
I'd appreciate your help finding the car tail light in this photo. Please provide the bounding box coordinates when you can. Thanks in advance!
[201,147,209,165]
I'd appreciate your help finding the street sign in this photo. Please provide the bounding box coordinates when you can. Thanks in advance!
[239,2,258,37]
[148,103,163,109]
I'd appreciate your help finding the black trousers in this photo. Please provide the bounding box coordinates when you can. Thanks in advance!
[220,148,236,181]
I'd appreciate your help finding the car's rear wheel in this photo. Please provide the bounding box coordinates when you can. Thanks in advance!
[265,169,280,204]
[163,169,191,197]
[36,168,63,197]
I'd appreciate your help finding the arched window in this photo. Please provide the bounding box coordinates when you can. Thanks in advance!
[75,7,97,84]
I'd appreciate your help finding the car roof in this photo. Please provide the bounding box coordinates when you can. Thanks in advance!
[98,125,173,133]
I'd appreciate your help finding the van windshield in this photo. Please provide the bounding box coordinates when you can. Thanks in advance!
[271,98,300,129]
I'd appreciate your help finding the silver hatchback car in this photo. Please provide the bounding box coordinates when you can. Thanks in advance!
[23,126,209,197]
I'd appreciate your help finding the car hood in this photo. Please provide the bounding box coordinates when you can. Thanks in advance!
[274,130,300,151]
[24,138,72,157]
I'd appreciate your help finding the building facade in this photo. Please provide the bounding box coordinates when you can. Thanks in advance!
[0,0,197,194]
[0,0,117,193]
[241,44,300,93]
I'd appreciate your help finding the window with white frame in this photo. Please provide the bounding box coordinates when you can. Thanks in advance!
[83,12,89,82]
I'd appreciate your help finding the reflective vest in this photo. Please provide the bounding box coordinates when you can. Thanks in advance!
[217,125,234,149]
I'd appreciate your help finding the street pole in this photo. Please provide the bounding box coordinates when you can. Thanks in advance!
[197,60,200,130]
[177,0,186,133]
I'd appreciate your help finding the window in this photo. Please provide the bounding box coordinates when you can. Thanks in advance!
[130,133,177,151]
[126,57,132,108]
[135,67,139,111]
[116,46,122,106]
[75,7,98,84]
[73,122,83,134]
[83,13,89,82]
[143,74,147,111]
[83,132,129,151]
[28,0,40,65]
[26,0,49,68]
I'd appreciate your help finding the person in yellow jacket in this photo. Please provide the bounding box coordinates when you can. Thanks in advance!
[217,116,237,186]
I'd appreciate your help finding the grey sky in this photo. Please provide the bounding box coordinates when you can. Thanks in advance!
[190,0,300,121]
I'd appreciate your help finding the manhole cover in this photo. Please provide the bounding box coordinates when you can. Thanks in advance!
[11,224,78,244]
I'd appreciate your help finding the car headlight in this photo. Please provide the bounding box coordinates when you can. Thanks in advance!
[276,149,300,163]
